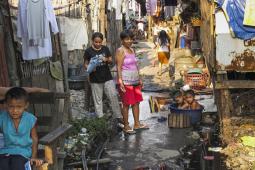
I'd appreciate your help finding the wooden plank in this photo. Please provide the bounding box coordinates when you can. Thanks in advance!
[0,26,10,86]
[176,114,180,128]
[172,114,176,127]
[39,123,72,145]
[32,76,43,119]
[29,92,69,104]
[39,74,52,119]
[180,113,183,128]
[37,116,54,126]
[215,80,255,89]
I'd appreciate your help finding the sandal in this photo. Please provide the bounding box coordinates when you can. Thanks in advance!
[123,127,136,134]
[133,124,149,130]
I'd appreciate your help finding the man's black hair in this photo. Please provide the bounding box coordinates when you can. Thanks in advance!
[184,89,195,97]
[174,90,182,98]
[5,87,29,102]
[92,32,104,40]
[120,30,134,40]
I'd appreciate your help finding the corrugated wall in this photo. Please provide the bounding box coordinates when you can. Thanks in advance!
[0,27,10,87]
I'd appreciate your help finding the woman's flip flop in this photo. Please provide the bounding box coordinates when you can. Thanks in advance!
[123,128,136,135]
[134,124,149,130]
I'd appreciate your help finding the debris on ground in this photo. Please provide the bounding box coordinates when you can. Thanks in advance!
[220,117,255,170]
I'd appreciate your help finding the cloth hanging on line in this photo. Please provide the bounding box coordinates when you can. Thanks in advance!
[17,0,59,60]
[164,6,176,20]
[27,0,46,46]
[243,0,255,26]
[146,0,157,16]
[216,0,255,40]
[58,17,88,51]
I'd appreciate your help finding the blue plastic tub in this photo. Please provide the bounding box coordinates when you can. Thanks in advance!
[169,104,204,125]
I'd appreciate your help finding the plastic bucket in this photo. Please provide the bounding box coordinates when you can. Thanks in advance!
[169,104,203,124]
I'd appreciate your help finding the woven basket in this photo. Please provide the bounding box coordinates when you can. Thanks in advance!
[184,73,207,90]
[191,18,202,27]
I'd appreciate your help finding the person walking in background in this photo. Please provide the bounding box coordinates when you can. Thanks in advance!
[156,30,171,75]
[84,32,122,123]
[116,30,149,134]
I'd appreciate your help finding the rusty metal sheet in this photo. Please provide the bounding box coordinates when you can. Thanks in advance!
[215,11,255,72]
[216,34,255,72]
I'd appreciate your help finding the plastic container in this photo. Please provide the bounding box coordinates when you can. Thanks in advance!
[169,104,204,125]
[184,73,207,90]
[68,75,88,90]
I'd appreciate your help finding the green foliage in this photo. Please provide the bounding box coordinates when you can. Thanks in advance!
[71,117,110,141]
[64,117,111,161]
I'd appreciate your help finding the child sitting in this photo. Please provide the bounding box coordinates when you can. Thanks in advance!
[184,90,202,110]
[174,91,189,109]
[0,87,43,169]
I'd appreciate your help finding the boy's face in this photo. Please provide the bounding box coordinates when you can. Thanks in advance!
[6,99,28,119]
[185,94,194,104]
[175,95,184,104]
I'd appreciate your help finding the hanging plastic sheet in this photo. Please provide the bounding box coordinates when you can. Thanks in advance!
[216,0,255,40]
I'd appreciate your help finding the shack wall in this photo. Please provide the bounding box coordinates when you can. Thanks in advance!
[215,11,255,72]
[200,0,215,72]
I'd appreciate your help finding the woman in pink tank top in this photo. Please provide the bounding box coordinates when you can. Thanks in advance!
[116,30,149,134]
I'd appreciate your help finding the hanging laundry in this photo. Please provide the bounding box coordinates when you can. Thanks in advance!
[216,0,255,40]
[17,0,59,60]
[243,0,255,27]
[58,17,88,51]
[187,24,194,40]
[27,0,46,46]
[164,6,176,20]
[146,0,157,16]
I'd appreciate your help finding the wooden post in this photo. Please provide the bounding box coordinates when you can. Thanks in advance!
[148,16,152,40]
[215,72,233,120]
[99,0,106,39]
[0,2,19,86]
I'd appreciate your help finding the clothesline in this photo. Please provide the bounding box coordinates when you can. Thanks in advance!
[9,0,81,10]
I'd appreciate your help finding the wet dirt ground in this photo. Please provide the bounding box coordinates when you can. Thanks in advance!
[105,42,194,169]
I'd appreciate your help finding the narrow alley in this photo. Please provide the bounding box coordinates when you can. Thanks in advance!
[1,0,255,170]
[106,41,194,169]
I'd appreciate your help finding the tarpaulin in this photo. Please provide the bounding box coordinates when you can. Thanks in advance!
[216,0,255,40]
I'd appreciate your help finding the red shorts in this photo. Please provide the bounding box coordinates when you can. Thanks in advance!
[119,85,143,106]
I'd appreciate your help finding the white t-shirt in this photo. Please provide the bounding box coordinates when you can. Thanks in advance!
[153,26,159,35]
[157,39,169,52]
[138,22,144,31]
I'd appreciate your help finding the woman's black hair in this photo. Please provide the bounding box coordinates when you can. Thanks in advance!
[158,30,170,46]
[5,87,29,102]
[120,30,134,40]
[92,32,104,40]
